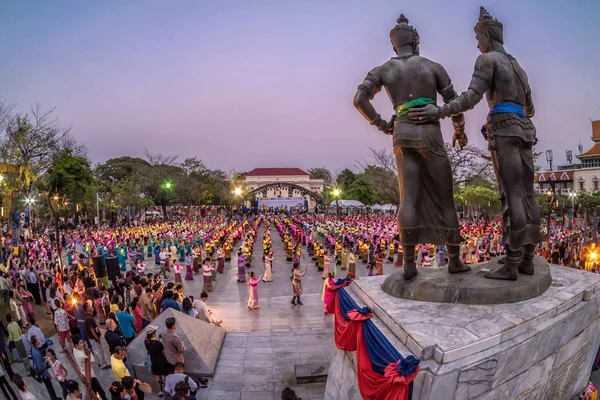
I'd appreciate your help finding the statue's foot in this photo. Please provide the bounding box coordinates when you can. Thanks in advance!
[485,263,518,280]
[402,264,418,280]
[497,256,506,265]
[518,257,534,275]
[448,258,471,274]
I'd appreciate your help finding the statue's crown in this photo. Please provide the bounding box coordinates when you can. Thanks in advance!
[391,14,418,35]
[474,6,504,43]
[476,7,503,30]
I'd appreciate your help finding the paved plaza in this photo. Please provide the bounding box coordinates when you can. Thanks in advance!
[12,224,403,400]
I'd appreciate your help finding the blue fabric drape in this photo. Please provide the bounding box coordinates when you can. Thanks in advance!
[335,286,420,400]
[489,102,526,117]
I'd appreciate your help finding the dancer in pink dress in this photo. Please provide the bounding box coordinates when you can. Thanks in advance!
[247,271,263,310]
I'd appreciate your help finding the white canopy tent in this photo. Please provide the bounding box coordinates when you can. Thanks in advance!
[329,199,366,208]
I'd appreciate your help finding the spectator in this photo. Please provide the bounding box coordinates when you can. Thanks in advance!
[108,381,126,400]
[164,362,207,400]
[27,317,48,353]
[65,380,82,400]
[54,299,72,353]
[72,335,108,400]
[84,302,109,369]
[48,348,69,399]
[5,313,31,370]
[115,302,136,344]
[161,290,180,312]
[193,292,223,327]
[104,318,126,354]
[162,317,185,367]
[110,345,130,382]
[144,324,169,397]
[14,374,38,400]
[30,336,61,400]
[0,356,17,400]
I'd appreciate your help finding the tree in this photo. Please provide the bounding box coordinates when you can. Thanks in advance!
[337,169,357,192]
[0,105,76,192]
[308,167,334,188]
[454,186,500,217]
[347,176,374,205]
[43,149,94,269]
[446,144,495,188]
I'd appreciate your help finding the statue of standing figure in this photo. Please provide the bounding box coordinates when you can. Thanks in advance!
[353,14,470,280]
[408,7,541,280]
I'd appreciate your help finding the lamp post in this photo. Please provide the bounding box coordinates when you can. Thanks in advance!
[25,196,35,234]
[569,192,577,230]
[332,188,341,219]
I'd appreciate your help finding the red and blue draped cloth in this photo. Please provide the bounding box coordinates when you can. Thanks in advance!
[325,278,420,400]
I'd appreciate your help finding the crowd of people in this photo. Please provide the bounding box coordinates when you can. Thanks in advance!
[0,210,598,400]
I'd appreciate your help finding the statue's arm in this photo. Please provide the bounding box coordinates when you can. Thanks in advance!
[525,86,535,118]
[435,64,465,132]
[353,67,390,133]
[438,54,493,118]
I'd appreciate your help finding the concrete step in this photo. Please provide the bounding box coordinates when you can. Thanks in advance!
[295,363,329,384]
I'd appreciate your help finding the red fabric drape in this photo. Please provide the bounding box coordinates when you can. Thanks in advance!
[327,284,419,400]
[355,323,419,400]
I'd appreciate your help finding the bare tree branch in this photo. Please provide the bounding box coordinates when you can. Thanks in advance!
[144,148,179,166]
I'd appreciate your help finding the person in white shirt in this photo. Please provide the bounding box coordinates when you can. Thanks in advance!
[193,292,222,327]
[14,376,37,400]
[72,335,108,400]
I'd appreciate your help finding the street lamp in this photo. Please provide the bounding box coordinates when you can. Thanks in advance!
[25,197,35,230]
[569,192,577,229]
[233,187,242,197]
[331,188,342,219]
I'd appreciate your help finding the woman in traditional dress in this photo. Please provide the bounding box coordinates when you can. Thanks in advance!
[263,251,273,282]
[290,264,308,305]
[202,259,214,292]
[216,247,225,274]
[173,260,183,284]
[347,248,356,278]
[184,252,194,281]
[341,247,349,271]
[247,271,263,310]
[237,249,246,283]
[375,250,385,275]
[322,250,330,280]
[322,272,336,315]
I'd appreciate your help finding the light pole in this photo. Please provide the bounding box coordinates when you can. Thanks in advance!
[569,192,577,230]
[332,188,341,219]
[25,196,35,234]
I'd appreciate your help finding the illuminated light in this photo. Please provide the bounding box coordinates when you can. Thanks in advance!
[591,252,597,260]
[233,188,242,196]
[0,175,3,181]
[54,195,59,201]
[71,298,77,305]
[546,190,552,196]
[332,188,341,197]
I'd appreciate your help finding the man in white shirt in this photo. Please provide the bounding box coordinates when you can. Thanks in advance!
[72,335,108,400]
[193,292,222,327]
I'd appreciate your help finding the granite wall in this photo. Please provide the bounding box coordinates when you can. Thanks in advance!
[325,288,600,400]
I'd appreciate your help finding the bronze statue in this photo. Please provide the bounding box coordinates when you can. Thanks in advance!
[409,7,541,280]
[353,15,470,280]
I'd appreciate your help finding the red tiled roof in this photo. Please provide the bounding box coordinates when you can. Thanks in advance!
[245,168,309,177]
[535,171,573,182]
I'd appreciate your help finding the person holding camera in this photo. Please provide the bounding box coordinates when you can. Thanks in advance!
[164,362,207,399]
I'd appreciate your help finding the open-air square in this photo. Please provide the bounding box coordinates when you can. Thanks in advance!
[2,1,600,400]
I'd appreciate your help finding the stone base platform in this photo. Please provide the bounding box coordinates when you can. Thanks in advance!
[382,256,552,304]
[325,265,600,400]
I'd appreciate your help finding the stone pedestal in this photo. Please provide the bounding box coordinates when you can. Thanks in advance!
[325,265,600,400]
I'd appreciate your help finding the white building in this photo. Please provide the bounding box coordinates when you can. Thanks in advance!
[243,168,325,209]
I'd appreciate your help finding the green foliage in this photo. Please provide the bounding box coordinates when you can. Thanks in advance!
[347,176,374,205]
[455,186,500,216]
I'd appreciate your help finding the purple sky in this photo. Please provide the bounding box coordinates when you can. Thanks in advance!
[1,0,599,173]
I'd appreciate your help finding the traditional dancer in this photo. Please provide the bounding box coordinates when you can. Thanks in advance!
[237,248,247,283]
[291,264,308,305]
[247,271,263,310]
[322,272,336,315]
[202,259,214,292]
[263,251,273,282]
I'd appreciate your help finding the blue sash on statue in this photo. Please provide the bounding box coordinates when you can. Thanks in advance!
[489,102,526,117]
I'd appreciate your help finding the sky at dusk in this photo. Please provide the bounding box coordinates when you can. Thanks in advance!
[1,0,600,173]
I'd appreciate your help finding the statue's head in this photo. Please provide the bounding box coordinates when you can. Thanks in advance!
[474,7,503,53]
[390,14,419,55]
